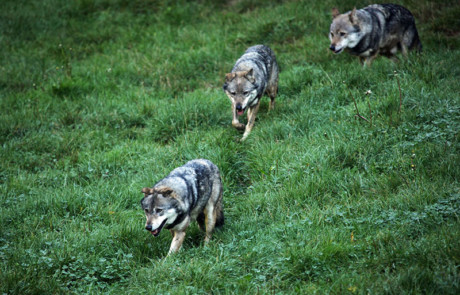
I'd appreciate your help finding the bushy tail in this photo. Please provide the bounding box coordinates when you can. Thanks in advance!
[410,30,423,53]
[215,197,224,228]
[197,212,206,231]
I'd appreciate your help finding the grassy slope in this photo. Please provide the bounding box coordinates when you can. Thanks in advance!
[1,0,459,294]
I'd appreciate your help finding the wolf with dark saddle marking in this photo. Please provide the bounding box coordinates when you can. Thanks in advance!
[223,45,279,141]
[140,159,224,255]
[329,4,422,66]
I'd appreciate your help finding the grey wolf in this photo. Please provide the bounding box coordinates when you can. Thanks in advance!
[223,45,279,141]
[329,4,422,66]
[140,159,224,255]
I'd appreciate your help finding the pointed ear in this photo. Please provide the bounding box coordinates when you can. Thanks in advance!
[141,187,154,195]
[332,7,339,19]
[245,68,255,83]
[349,7,357,24]
[154,186,173,197]
[225,73,236,83]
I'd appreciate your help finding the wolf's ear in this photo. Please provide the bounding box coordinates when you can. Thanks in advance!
[225,73,236,83]
[332,7,339,19]
[245,68,255,83]
[155,186,174,197]
[141,187,154,195]
[349,7,357,24]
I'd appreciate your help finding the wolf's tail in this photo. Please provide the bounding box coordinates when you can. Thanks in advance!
[410,29,422,53]
[215,196,225,228]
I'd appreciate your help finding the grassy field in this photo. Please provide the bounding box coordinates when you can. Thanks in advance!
[1,0,459,294]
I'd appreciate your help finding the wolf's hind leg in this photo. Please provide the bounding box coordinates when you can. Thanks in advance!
[203,173,224,243]
[267,62,279,111]
[266,84,278,111]
[382,50,400,63]
[203,204,217,244]
[400,43,409,58]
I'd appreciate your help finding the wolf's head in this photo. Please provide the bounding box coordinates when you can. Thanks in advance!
[140,186,181,237]
[329,7,363,53]
[223,69,259,116]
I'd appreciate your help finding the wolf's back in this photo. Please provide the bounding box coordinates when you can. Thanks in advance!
[368,4,422,52]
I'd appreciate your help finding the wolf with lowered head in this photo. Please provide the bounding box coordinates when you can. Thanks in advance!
[140,159,224,256]
[329,4,422,66]
[223,45,279,141]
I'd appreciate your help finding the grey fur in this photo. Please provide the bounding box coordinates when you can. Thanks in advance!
[223,45,279,141]
[140,159,223,255]
[329,4,422,66]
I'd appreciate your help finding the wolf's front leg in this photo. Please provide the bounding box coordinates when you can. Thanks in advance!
[231,104,245,130]
[241,103,260,141]
[168,231,186,255]
[363,51,379,67]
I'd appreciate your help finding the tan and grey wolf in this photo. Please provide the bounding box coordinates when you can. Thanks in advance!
[140,159,224,255]
[329,4,422,66]
[223,45,279,141]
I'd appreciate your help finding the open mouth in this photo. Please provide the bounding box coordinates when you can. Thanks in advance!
[150,219,168,237]
[237,109,245,116]
[334,48,344,54]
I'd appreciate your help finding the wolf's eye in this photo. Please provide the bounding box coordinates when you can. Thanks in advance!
[230,91,236,95]
[339,32,346,36]
[155,208,163,214]
[144,209,149,214]
[330,32,334,37]
[243,91,249,96]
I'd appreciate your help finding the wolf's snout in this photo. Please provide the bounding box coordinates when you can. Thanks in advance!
[235,103,245,115]
[145,224,152,231]
[329,45,343,54]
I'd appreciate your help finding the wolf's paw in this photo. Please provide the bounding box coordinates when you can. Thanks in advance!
[240,133,250,142]
[232,122,246,130]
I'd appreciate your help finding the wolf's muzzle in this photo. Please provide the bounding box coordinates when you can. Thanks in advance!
[145,219,168,237]
[329,45,343,54]
[235,103,244,115]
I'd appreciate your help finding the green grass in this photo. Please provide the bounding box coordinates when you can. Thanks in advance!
[1,0,459,294]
